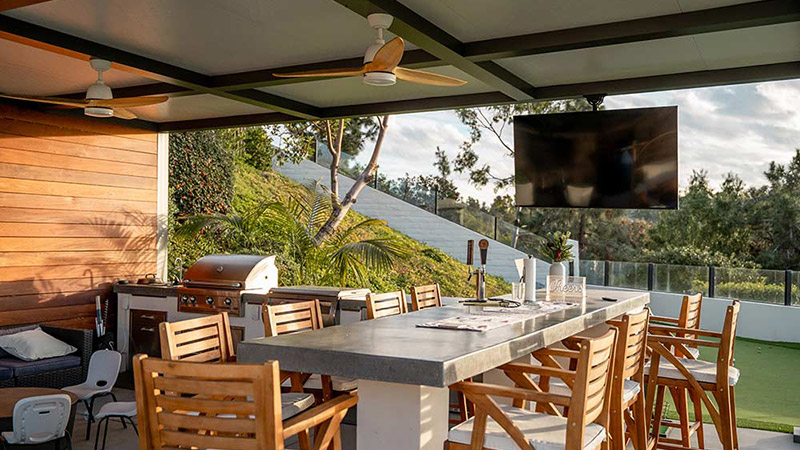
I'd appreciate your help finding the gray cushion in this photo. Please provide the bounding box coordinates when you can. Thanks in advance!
[0,366,12,381]
[0,328,77,361]
[645,357,740,386]
[0,355,81,377]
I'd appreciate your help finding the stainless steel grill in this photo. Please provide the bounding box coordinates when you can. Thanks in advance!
[177,254,277,316]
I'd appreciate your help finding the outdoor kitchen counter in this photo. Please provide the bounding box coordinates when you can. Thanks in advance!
[113,283,178,297]
[238,287,648,387]
[239,287,648,450]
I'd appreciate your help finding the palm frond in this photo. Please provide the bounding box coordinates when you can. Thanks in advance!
[174,213,240,240]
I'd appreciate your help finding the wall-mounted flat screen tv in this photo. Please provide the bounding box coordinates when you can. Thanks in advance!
[514,106,678,209]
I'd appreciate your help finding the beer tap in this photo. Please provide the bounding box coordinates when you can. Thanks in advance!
[466,239,488,300]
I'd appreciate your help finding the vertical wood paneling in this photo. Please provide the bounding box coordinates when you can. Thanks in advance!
[0,104,158,328]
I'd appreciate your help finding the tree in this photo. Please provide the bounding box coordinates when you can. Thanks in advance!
[454,100,589,190]
[276,116,391,245]
[417,147,460,200]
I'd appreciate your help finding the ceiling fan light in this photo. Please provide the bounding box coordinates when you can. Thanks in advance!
[86,81,112,100]
[85,106,114,118]
[363,72,396,86]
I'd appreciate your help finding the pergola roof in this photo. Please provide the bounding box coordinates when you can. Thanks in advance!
[1,0,799,131]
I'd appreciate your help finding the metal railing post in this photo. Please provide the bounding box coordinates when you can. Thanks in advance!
[373,169,378,189]
[433,186,438,215]
[604,261,611,286]
[493,216,498,240]
[647,263,654,291]
[708,265,716,298]
[785,270,793,306]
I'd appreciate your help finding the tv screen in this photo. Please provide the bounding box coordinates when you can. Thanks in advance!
[514,106,678,209]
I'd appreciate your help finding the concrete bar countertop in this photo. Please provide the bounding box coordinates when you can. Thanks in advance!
[239,287,649,387]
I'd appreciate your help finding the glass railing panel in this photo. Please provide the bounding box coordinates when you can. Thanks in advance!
[714,267,785,304]
[580,260,605,286]
[653,263,708,296]
[791,272,800,306]
[437,204,495,237]
[607,261,648,290]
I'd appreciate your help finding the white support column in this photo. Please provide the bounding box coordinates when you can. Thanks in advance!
[156,132,170,281]
[357,379,449,450]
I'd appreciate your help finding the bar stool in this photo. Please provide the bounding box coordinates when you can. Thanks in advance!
[445,330,617,450]
[645,300,741,450]
[649,293,704,447]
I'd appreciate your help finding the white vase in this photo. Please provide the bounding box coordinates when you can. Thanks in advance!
[548,261,567,279]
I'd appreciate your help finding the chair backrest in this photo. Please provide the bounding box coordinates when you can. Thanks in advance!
[86,350,121,393]
[263,299,323,337]
[678,293,703,338]
[566,328,617,447]
[410,284,442,311]
[365,290,407,319]
[133,354,283,450]
[612,309,650,382]
[718,301,741,381]
[159,312,235,363]
[266,291,338,327]
[7,394,71,445]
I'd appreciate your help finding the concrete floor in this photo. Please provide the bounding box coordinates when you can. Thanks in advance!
[68,389,795,450]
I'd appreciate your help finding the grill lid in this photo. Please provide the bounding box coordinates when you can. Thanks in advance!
[183,254,275,290]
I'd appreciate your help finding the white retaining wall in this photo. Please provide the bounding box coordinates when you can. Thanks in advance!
[648,290,800,343]
[276,160,556,284]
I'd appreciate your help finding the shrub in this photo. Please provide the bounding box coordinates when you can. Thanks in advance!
[170,131,234,216]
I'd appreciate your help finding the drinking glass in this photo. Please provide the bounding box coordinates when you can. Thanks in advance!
[511,282,524,303]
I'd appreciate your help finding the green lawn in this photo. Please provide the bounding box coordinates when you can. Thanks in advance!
[662,337,800,433]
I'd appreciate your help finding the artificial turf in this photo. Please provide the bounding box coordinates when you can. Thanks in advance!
[660,337,800,433]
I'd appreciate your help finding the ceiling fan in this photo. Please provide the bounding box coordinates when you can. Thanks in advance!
[0,58,168,119]
[273,14,467,87]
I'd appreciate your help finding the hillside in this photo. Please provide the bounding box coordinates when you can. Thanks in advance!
[170,162,510,298]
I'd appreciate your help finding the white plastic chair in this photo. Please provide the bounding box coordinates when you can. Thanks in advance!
[1,394,72,449]
[92,402,136,450]
[62,350,121,441]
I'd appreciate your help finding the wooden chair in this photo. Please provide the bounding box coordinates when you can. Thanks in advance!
[267,291,339,327]
[533,310,651,450]
[410,283,442,311]
[161,313,317,449]
[446,329,617,450]
[365,290,407,319]
[132,354,357,450]
[645,301,741,450]
[649,293,704,447]
[159,312,236,363]
[263,300,358,401]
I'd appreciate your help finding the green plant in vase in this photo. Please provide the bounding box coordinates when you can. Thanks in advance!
[540,231,575,279]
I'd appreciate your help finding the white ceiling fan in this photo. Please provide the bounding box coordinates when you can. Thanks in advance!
[273,13,468,87]
[0,58,168,119]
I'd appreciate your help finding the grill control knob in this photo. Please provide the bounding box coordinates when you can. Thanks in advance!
[180,295,188,303]
[189,296,196,304]
[224,298,232,306]
[206,297,214,305]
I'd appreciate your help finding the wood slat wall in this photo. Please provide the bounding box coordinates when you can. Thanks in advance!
[0,104,159,328]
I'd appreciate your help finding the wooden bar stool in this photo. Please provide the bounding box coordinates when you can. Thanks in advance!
[529,310,650,450]
[365,290,407,319]
[649,293,704,448]
[645,301,741,450]
[132,354,357,450]
[445,330,617,450]
[410,283,442,311]
[263,300,358,403]
[160,312,319,449]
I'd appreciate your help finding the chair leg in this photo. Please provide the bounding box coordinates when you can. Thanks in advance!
[631,394,648,450]
[83,399,94,441]
[729,386,739,450]
[651,385,667,446]
[127,417,139,436]
[609,400,625,450]
[691,389,705,449]
[671,387,691,448]
[101,417,110,450]
[93,417,105,450]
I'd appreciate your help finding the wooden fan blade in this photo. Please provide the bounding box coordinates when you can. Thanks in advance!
[273,66,366,78]
[89,96,169,108]
[393,67,467,86]
[0,93,88,108]
[365,37,404,72]
[112,108,137,120]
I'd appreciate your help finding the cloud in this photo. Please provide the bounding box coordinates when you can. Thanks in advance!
[356,79,800,203]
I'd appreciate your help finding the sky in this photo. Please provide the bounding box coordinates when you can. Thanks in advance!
[354,79,800,204]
